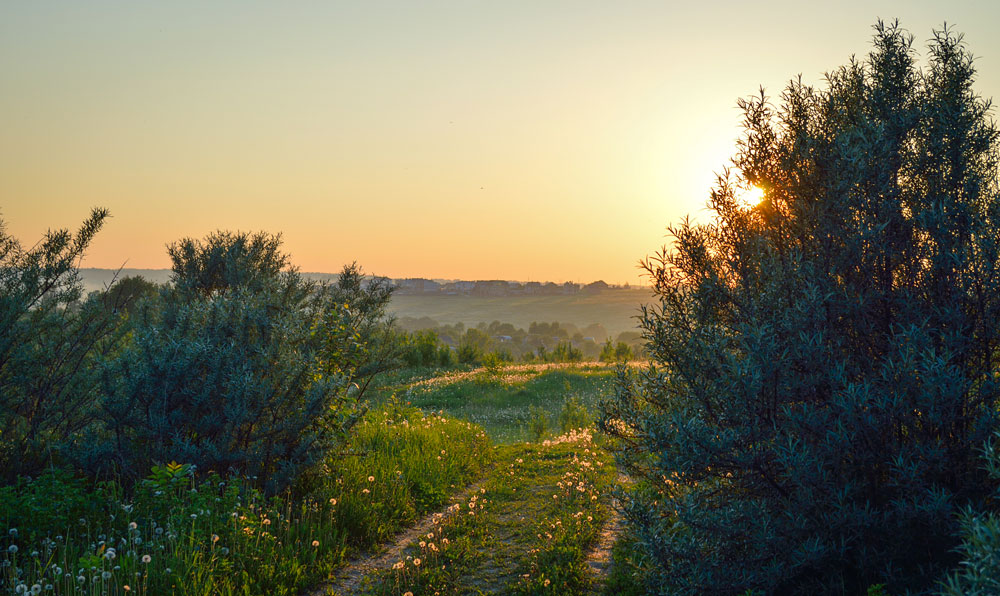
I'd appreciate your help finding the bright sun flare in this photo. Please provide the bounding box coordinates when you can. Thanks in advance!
[739,185,765,208]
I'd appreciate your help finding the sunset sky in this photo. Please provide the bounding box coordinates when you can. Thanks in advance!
[3,1,999,284]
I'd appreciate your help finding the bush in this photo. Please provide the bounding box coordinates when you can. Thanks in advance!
[558,396,591,433]
[100,231,379,492]
[602,22,1000,594]
[528,405,550,441]
[940,434,1000,595]
[0,208,125,481]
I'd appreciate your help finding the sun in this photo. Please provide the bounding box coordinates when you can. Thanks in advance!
[739,185,765,208]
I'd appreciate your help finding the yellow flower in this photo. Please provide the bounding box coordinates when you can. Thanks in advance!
[413,558,421,566]
[367,475,374,482]
[311,540,319,547]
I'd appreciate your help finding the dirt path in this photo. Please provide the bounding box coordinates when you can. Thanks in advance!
[584,475,627,594]
[310,479,488,596]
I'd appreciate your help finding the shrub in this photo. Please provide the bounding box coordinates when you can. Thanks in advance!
[528,405,550,441]
[100,231,379,492]
[601,22,1000,594]
[558,396,591,433]
[940,434,1000,595]
[0,208,125,481]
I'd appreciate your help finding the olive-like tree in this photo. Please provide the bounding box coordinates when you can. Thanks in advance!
[0,209,126,481]
[101,231,392,493]
[601,22,1000,594]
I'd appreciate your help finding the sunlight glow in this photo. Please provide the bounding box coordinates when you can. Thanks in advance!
[739,185,765,208]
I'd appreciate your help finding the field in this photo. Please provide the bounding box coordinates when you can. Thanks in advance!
[389,291,651,336]
[2,365,629,596]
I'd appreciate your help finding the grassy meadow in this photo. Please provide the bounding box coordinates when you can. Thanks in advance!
[372,364,618,444]
[1,403,492,596]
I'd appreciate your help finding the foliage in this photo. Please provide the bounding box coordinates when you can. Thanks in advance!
[1,405,491,595]
[940,434,1000,595]
[0,208,127,481]
[528,405,550,441]
[601,22,1000,594]
[326,262,400,398]
[558,395,591,433]
[599,340,634,363]
[99,231,376,492]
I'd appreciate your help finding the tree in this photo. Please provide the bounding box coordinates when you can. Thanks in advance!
[601,22,1000,594]
[101,232,380,493]
[0,208,125,481]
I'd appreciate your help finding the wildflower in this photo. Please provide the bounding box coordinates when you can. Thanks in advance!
[329,498,338,506]
[212,534,219,543]
[362,488,370,494]
[419,541,426,548]
[123,586,130,592]
[392,561,405,570]
[413,558,421,566]
[128,522,137,530]
[262,519,271,526]
[404,592,413,596]
[220,548,230,555]
[311,540,319,547]
[367,475,374,482]
[544,579,551,587]
[165,568,172,573]
[142,555,151,564]
[7,545,17,554]
[101,571,111,580]
[427,532,434,539]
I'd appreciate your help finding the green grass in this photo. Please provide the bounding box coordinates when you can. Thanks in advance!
[1,403,491,596]
[390,365,617,443]
[358,430,617,595]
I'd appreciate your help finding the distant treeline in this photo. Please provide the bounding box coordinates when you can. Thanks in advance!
[395,317,644,366]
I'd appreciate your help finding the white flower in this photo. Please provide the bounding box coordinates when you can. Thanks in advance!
[141,555,151,564]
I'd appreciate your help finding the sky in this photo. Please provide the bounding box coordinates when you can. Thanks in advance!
[3,1,999,284]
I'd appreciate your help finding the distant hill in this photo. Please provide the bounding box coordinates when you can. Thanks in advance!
[78,269,651,336]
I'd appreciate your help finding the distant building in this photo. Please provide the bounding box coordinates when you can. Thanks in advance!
[583,280,609,293]
[472,280,509,297]
[394,278,441,294]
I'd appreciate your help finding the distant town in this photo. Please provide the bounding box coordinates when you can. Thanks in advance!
[389,278,635,297]
[78,269,639,297]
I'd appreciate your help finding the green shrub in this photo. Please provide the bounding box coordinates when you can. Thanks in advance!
[602,23,1000,594]
[0,208,125,481]
[940,434,1000,595]
[100,231,381,492]
[558,396,591,433]
[528,405,550,441]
